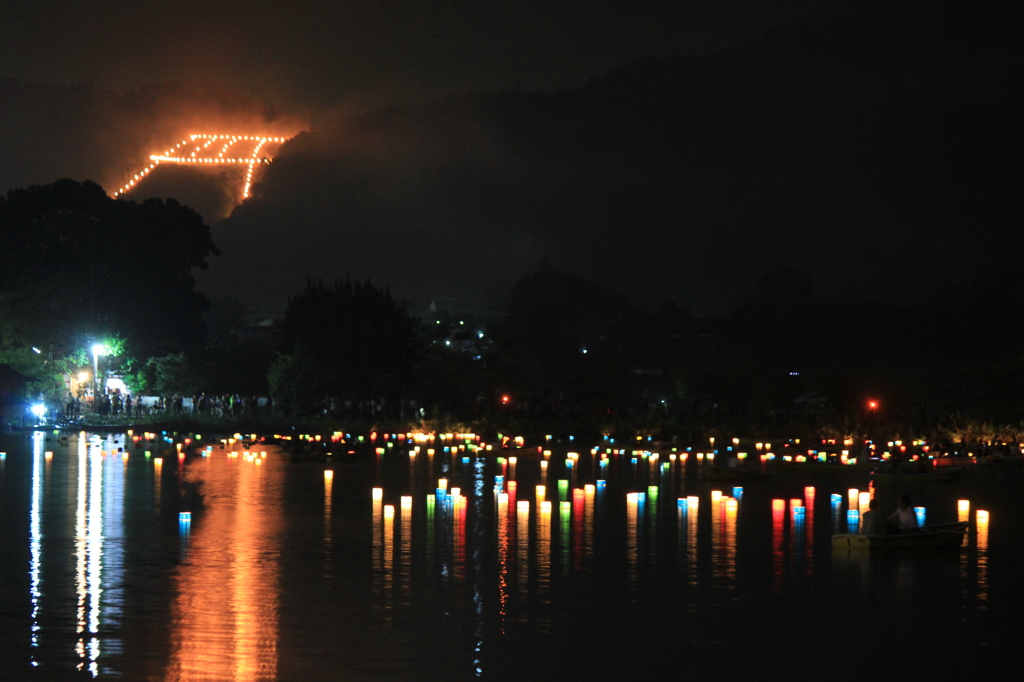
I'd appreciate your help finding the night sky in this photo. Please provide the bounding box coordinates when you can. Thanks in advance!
[1,0,1019,315]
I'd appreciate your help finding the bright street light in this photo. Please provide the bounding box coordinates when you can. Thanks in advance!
[92,343,107,412]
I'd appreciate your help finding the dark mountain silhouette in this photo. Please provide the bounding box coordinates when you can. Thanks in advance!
[204,0,1020,315]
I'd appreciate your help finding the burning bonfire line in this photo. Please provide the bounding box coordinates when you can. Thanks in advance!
[112,134,290,200]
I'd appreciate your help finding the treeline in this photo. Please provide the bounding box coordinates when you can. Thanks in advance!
[193,264,1024,440]
[4,179,1024,441]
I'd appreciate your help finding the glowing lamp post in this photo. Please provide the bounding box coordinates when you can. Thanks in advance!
[91,343,107,411]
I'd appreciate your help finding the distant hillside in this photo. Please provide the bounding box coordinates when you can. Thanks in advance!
[206,0,1020,314]
[0,78,296,203]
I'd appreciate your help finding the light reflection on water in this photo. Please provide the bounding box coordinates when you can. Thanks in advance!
[166,447,283,680]
[1,433,1020,678]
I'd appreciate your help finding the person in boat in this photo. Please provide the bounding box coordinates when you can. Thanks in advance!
[888,494,918,533]
[860,498,885,534]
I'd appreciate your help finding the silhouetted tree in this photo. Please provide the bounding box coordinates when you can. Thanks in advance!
[268,277,418,414]
[0,179,219,358]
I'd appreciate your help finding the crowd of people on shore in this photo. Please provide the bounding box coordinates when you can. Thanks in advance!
[62,390,272,421]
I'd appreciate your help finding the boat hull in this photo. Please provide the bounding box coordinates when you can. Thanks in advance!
[870,467,964,483]
[831,522,968,549]
[702,466,768,481]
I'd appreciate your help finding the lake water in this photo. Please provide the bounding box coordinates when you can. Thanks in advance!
[1,431,1020,680]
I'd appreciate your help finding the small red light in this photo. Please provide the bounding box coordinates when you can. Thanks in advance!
[501,395,510,404]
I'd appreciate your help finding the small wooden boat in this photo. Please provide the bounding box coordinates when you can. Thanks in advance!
[976,455,1024,470]
[870,466,964,483]
[701,465,769,482]
[831,522,969,550]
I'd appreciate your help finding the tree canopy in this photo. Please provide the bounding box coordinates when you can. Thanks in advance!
[0,179,220,360]
[269,277,418,414]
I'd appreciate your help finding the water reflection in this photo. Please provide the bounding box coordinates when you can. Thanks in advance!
[497,492,510,630]
[686,496,699,591]
[166,451,283,681]
[400,496,412,601]
[976,510,989,604]
[626,493,639,590]
[21,432,129,676]
[324,470,333,552]
[29,432,42,664]
[516,500,530,609]
[772,499,785,591]
[5,433,1014,679]
[383,504,395,620]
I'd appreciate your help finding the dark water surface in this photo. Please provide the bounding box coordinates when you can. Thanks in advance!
[1,431,1021,680]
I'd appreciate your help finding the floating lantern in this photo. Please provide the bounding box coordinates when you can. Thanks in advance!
[848,488,860,512]
[733,486,744,499]
[914,507,926,527]
[958,499,970,523]
[711,490,723,503]
[858,491,871,512]
[790,498,803,509]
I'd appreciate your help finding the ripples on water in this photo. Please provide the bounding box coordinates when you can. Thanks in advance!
[0,431,1020,679]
